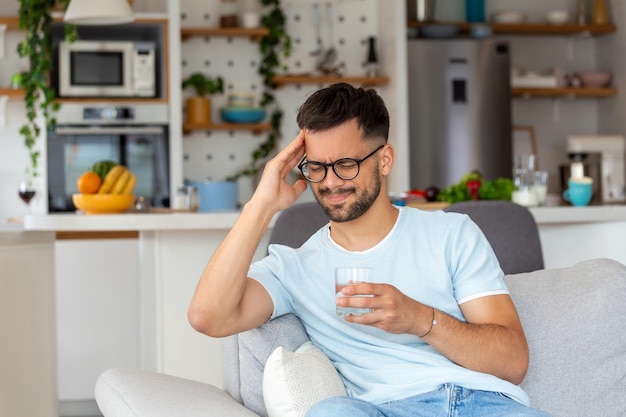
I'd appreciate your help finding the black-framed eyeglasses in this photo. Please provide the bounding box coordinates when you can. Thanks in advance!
[298,144,385,183]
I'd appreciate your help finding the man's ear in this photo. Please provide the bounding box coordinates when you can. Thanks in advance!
[380,144,394,176]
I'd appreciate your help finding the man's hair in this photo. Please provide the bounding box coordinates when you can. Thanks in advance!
[296,83,390,142]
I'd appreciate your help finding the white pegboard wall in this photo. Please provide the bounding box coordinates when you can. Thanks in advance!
[282,0,378,78]
[180,0,381,202]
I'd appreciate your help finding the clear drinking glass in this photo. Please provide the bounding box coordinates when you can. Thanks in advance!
[532,170,549,206]
[335,267,373,317]
[512,154,538,207]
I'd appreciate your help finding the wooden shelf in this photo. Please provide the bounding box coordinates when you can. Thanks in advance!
[0,16,20,30]
[181,27,269,41]
[407,20,617,36]
[183,122,272,135]
[271,75,389,88]
[0,88,25,100]
[512,87,618,98]
[55,97,169,104]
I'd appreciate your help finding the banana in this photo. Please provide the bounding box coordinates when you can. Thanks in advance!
[98,165,126,194]
[122,173,137,195]
[111,169,132,194]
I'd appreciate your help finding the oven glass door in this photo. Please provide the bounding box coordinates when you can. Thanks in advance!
[47,126,170,212]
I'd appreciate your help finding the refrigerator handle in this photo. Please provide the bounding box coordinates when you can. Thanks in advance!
[452,79,467,103]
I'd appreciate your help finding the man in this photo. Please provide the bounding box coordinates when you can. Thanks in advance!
[188,83,550,416]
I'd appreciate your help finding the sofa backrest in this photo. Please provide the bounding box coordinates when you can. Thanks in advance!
[505,258,626,416]
[444,200,544,274]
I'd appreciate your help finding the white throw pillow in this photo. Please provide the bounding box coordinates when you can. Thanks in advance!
[263,341,347,417]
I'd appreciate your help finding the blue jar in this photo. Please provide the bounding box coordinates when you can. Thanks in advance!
[465,0,485,22]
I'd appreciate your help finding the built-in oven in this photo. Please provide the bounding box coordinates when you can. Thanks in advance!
[47,103,170,212]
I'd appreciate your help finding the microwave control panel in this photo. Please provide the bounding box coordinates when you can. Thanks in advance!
[133,42,156,97]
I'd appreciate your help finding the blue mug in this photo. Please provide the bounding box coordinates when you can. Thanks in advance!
[190,181,238,212]
[563,177,593,207]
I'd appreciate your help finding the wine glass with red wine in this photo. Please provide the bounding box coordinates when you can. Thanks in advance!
[18,179,36,212]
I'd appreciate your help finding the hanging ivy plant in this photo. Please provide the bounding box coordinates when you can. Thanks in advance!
[14,0,77,180]
[226,0,291,181]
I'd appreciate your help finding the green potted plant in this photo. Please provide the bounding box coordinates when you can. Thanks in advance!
[15,0,77,184]
[181,72,224,125]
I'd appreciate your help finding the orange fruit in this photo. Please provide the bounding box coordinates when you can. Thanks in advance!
[77,171,102,194]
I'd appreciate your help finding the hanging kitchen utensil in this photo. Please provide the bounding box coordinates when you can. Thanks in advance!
[320,2,338,69]
[310,2,324,58]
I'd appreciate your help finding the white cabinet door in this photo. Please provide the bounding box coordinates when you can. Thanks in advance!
[55,238,141,400]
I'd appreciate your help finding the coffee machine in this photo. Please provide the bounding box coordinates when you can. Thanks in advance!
[564,135,626,204]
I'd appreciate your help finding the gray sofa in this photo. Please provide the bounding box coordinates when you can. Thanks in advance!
[96,258,626,417]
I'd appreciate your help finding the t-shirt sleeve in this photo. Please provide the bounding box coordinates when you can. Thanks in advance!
[248,244,296,319]
[445,214,509,304]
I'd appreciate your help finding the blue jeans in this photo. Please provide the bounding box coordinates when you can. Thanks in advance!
[305,385,552,417]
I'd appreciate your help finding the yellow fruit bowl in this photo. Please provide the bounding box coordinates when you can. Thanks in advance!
[72,194,135,214]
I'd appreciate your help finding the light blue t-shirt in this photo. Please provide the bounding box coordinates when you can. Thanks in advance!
[248,206,529,405]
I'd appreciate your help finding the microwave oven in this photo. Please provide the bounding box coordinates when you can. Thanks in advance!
[58,41,156,98]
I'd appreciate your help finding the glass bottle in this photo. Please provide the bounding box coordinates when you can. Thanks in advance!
[576,0,587,25]
[365,36,378,77]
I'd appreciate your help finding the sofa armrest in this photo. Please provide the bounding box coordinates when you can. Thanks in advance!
[95,368,260,417]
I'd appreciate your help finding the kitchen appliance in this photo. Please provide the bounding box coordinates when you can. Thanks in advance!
[47,103,170,212]
[562,135,626,203]
[58,40,156,98]
[407,0,436,22]
[407,39,512,189]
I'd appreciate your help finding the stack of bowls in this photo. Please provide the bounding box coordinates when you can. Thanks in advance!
[221,92,266,124]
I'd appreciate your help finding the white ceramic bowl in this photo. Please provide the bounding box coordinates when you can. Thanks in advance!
[578,71,612,88]
[546,10,569,25]
[493,10,527,24]
[228,92,255,108]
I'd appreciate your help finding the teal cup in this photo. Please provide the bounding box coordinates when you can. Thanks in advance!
[563,177,593,207]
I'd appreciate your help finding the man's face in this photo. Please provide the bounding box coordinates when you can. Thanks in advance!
[303,119,384,223]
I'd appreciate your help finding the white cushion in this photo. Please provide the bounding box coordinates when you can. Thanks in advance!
[262,341,347,417]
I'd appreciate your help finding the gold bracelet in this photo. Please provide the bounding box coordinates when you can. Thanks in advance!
[419,307,438,338]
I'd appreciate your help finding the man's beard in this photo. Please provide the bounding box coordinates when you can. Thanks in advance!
[312,166,382,223]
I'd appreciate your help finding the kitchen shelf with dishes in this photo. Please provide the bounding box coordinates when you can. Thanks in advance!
[512,86,618,98]
[407,20,617,37]
[180,28,389,88]
[183,121,271,135]
[180,27,270,41]
[271,74,389,88]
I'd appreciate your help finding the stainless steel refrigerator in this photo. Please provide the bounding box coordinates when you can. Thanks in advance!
[407,39,512,189]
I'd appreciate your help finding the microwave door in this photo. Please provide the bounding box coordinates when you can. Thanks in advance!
[59,41,134,97]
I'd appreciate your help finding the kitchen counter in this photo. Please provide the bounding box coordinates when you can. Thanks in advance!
[22,204,626,231]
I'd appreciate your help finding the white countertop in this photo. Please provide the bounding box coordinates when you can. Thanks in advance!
[19,204,626,232]
[23,211,244,231]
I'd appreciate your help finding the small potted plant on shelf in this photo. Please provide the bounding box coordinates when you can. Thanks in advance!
[181,73,224,125]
